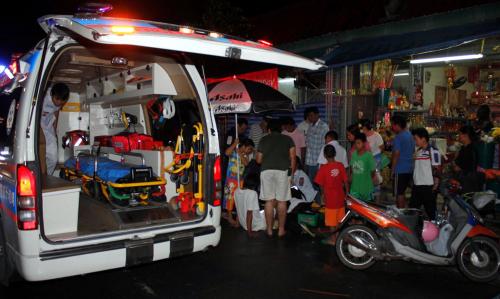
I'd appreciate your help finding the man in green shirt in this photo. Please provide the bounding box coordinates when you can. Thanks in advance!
[256,119,296,238]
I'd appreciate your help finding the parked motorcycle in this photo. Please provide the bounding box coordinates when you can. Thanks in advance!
[335,184,500,282]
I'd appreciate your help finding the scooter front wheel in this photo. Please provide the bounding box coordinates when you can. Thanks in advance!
[457,236,500,283]
[336,225,378,270]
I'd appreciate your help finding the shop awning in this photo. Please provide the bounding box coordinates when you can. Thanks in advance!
[323,19,500,68]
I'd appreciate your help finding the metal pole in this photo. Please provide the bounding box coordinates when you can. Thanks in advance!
[235,113,240,186]
[343,66,348,145]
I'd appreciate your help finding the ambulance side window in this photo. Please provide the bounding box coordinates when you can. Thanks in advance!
[0,87,22,159]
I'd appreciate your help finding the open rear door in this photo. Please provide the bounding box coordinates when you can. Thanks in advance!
[38,15,324,71]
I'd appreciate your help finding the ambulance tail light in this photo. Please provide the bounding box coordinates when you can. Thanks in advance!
[17,165,37,230]
[213,156,222,207]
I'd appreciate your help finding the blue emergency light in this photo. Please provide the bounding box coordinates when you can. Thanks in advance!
[77,3,113,15]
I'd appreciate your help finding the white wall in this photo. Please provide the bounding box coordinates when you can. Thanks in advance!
[278,79,299,104]
[422,66,475,108]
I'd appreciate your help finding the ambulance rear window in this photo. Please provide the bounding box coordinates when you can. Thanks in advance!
[0,87,22,159]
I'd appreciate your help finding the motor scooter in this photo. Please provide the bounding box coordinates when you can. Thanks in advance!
[335,183,500,282]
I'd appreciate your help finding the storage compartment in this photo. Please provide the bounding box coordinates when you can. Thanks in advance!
[42,176,80,236]
[40,46,208,242]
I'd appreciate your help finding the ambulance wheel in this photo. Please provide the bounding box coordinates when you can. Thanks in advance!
[0,222,15,286]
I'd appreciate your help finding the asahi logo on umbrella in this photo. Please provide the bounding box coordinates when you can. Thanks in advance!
[209,92,244,102]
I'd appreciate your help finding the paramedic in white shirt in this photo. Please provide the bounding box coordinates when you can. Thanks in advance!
[289,166,317,213]
[41,83,70,175]
[317,130,348,168]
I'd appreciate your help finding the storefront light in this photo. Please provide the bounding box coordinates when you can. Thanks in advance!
[279,78,295,83]
[410,54,483,64]
[394,72,409,77]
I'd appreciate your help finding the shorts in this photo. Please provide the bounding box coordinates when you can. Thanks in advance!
[260,169,291,201]
[394,173,412,196]
[325,207,345,227]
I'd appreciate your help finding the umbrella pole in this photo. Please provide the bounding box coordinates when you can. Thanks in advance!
[235,114,240,187]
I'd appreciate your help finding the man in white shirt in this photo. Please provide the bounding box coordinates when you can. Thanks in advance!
[361,119,384,156]
[297,110,310,138]
[411,128,441,220]
[282,116,306,162]
[317,130,348,168]
[41,83,70,175]
[248,116,269,150]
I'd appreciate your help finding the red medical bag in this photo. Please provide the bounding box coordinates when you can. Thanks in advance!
[94,135,113,147]
[112,133,155,153]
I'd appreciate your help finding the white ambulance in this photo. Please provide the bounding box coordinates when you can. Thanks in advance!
[0,6,323,283]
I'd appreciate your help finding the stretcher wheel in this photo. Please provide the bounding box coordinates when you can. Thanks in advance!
[170,199,179,210]
[59,169,67,180]
[170,173,179,183]
[180,173,190,185]
[195,203,205,216]
[151,194,166,203]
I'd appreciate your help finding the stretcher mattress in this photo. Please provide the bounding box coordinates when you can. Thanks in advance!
[64,156,134,183]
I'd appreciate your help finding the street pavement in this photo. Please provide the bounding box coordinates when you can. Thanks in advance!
[1,222,499,299]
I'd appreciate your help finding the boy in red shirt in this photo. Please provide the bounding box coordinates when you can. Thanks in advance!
[314,145,349,245]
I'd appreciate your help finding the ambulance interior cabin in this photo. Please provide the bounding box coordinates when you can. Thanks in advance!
[39,46,208,241]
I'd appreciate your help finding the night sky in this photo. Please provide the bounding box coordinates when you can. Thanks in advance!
[0,0,496,63]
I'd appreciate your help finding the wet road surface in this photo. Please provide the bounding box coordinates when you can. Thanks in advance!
[1,223,499,298]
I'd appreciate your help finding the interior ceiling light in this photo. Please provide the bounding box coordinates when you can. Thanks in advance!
[52,76,82,84]
[209,32,222,38]
[58,68,83,74]
[179,27,194,34]
[394,72,409,77]
[410,54,483,64]
[111,26,135,34]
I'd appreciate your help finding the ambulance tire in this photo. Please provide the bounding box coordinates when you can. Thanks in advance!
[0,221,16,286]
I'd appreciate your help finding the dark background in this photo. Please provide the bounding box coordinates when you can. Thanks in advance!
[0,0,497,63]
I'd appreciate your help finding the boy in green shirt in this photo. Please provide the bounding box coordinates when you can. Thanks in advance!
[350,133,376,202]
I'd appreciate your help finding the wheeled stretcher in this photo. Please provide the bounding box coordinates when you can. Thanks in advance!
[61,151,166,208]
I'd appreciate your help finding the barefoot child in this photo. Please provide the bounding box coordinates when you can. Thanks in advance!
[314,145,349,245]
[350,133,376,202]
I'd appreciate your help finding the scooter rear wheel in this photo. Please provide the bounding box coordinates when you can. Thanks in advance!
[336,225,378,270]
[457,236,500,283]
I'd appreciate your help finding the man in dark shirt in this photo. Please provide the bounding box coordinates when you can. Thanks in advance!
[454,126,481,193]
[256,119,296,237]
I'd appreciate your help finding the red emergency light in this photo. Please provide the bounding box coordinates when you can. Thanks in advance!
[257,39,273,47]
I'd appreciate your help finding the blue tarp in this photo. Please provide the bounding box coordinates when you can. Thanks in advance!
[64,157,131,183]
[323,19,500,68]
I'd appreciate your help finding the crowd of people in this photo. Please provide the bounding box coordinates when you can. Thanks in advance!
[220,106,486,242]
